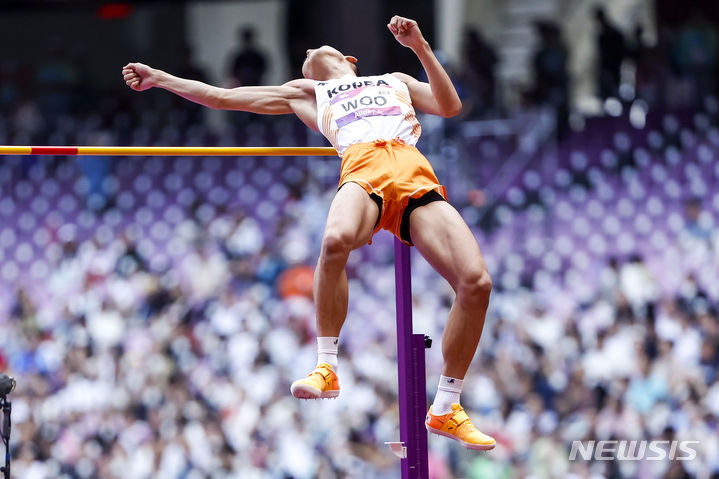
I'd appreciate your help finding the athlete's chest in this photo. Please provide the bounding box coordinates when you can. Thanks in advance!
[315,75,411,128]
[316,76,407,108]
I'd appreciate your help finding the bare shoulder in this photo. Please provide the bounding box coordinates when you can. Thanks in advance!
[282,78,319,132]
[391,72,418,84]
[283,78,316,98]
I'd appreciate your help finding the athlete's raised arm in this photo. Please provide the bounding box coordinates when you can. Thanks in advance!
[122,62,319,130]
[387,16,462,118]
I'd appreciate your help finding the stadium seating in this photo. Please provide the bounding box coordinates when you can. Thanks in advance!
[1,103,718,478]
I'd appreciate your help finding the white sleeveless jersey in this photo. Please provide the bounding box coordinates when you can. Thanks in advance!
[314,73,422,156]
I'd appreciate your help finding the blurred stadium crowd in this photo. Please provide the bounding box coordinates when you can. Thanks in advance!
[0,103,717,478]
[0,3,718,479]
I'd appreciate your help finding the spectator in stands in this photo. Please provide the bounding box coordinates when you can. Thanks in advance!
[460,28,498,117]
[178,44,208,84]
[594,6,626,101]
[175,44,209,126]
[619,254,659,314]
[227,26,268,88]
[531,21,569,136]
[628,24,672,107]
[673,9,719,106]
[628,26,649,92]
[683,197,714,241]
[0,59,28,114]
[35,36,79,118]
[226,26,269,127]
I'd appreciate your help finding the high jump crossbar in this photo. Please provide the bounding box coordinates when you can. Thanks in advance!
[0,146,338,156]
[0,145,430,478]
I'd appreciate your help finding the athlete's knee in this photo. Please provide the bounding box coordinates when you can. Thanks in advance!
[456,268,492,307]
[320,228,354,263]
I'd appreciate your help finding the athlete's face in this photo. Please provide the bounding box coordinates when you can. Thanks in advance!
[302,45,357,80]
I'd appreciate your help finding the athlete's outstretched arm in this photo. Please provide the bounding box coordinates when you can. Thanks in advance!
[387,16,462,118]
[122,63,317,124]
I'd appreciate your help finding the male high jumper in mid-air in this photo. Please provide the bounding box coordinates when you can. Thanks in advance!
[123,15,495,450]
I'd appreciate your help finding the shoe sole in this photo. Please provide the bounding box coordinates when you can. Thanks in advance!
[425,424,496,451]
[290,383,339,400]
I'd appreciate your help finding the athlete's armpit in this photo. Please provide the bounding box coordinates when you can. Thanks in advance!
[391,72,457,118]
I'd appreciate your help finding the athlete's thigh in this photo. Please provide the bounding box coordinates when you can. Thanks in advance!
[408,201,487,288]
[324,182,380,250]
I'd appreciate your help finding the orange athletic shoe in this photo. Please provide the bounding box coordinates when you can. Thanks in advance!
[290,363,340,399]
[425,404,496,450]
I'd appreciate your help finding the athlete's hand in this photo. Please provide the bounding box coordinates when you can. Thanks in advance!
[122,62,158,91]
[387,15,425,50]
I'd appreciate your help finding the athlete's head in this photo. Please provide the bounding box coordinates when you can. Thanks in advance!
[302,45,358,80]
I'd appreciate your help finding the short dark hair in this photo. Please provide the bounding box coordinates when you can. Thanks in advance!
[241,26,255,42]
[351,61,360,76]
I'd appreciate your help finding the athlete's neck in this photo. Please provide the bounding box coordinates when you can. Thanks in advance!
[318,66,357,81]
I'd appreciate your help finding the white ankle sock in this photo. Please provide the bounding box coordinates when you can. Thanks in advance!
[432,375,463,415]
[317,337,339,371]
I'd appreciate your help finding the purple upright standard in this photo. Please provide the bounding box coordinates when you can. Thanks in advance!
[394,238,429,478]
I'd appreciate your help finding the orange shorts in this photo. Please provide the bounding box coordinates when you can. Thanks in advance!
[339,139,447,245]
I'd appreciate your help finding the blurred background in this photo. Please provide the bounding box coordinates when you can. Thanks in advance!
[1,0,719,478]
